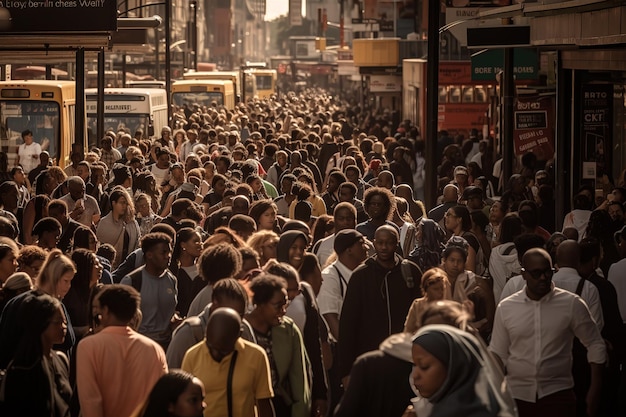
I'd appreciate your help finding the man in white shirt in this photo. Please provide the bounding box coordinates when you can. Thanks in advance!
[552,240,604,330]
[318,229,368,341]
[16,129,42,174]
[489,248,606,417]
[608,225,626,323]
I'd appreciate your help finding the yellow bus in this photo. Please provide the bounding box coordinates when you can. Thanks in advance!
[249,69,277,99]
[171,79,236,111]
[183,71,240,101]
[0,80,78,168]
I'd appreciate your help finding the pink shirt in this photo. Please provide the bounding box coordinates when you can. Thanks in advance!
[77,326,168,417]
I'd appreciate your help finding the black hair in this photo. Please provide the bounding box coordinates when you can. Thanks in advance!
[499,213,523,244]
[198,243,242,284]
[96,244,116,264]
[97,284,140,323]
[32,217,61,237]
[140,232,172,254]
[249,273,287,305]
[141,370,197,417]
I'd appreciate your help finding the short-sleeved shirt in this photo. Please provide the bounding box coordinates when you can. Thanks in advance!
[59,194,101,227]
[121,268,178,345]
[18,142,42,173]
[182,338,274,417]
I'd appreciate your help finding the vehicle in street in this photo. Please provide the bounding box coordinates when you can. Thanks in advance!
[0,80,78,167]
[403,59,491,138]
[182,70,254,102]
[85,88,168,146]
[171,79,236,110]
[249,68,277,99]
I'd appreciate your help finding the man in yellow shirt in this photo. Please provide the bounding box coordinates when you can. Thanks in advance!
[182,307,275,417]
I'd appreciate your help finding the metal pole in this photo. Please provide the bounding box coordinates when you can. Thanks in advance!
[97,49,105,145]
[339,0,344,48]
[122,53,127,87]
[425,0,439,209]
[45,65,52,80]
[155,27,160,80]
[502,48,515,190]
[165,0,172,126]
[192,0,197,70]
[75,47,86,148]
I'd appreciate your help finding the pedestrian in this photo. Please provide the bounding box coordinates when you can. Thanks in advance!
[2,294,72,417]
[76,284,168,417]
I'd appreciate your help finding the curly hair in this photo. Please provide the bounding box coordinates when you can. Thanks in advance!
[198,242,243,284]
[363,186,395,220]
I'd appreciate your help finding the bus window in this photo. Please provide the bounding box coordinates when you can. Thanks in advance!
[438,86,448,103]
[256,75,273,91]
[475,86,488,103]
[449,86,461,103]
[1,101,59,160]
[462,86,474,103]
[171,92,223,109]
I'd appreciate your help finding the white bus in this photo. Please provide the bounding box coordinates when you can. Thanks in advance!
[85,88,168,147]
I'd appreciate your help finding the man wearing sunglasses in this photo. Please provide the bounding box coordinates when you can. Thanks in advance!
[489,248,606,417]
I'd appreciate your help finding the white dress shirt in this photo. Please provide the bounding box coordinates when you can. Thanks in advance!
[318,260,354,317]
[553,266,604,330]
[489,285,606,403]
[608,258,626,323]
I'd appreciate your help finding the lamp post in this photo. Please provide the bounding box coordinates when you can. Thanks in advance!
[424,0,440,209]
[164,0,172,126]
[190,0,197,71]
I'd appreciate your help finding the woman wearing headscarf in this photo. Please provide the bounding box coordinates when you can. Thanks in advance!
[411,324,517,417]
[276,230,309,272]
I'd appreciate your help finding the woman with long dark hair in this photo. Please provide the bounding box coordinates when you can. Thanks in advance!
[3,294,73,417]
[132,370,206,417]
[444,205,480,273]
[171,227,204,317]
[63,249,103,339]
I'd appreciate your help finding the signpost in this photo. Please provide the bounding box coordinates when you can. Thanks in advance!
[0,0,117,32]
[471,48,538,81]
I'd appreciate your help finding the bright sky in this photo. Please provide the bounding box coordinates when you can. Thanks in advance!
[265,0,305,21]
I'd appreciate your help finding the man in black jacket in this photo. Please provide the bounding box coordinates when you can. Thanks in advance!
[338,225,422,388]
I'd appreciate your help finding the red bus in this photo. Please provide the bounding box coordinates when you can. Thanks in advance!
[402,59,492,139]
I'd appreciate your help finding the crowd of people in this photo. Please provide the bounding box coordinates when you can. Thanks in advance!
[0,87,624,417]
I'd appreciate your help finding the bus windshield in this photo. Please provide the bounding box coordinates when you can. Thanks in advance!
[0,100,60,160]
[172,92,224,108]
[87,115,149,148]
[256,75,273,90]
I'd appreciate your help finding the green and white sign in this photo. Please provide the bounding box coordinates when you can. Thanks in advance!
[471,48,538,81]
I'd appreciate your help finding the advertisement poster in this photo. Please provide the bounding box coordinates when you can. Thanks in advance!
[581,83,613,181]
[513,95,555,160]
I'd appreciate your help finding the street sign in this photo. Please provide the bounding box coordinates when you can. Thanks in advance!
[0,0,117,32]
[467,26,531,48]
[471,48,538,80]
[513,95,555,158]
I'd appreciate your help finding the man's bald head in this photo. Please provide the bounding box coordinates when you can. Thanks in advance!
[205,307,242,362]
[395,184,413,200]
[522,247,552,268]
[442,184,459,203]
[555,239,580,269]
[374,224,399,242]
